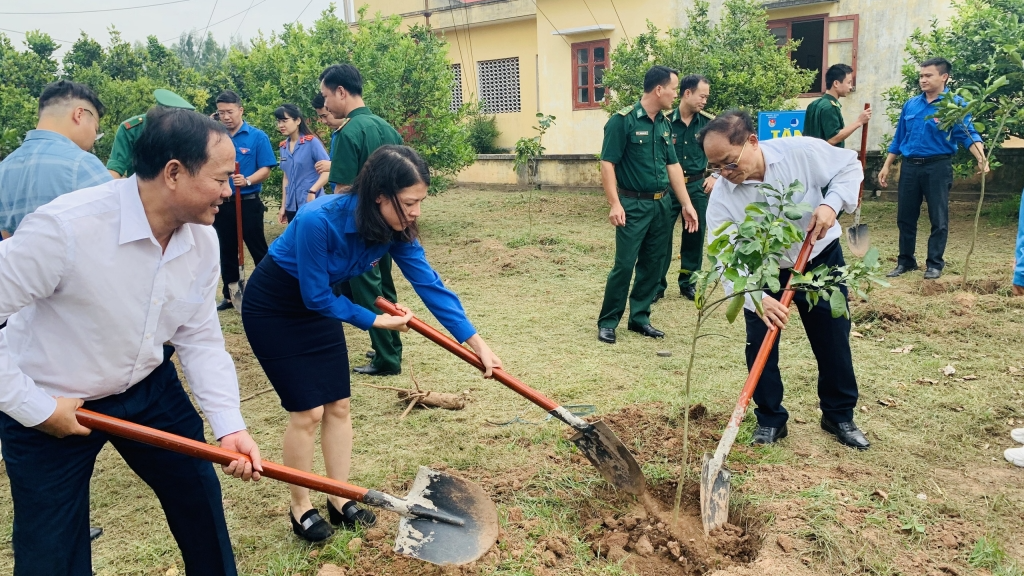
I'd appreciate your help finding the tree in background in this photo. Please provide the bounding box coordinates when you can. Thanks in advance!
[881,0,1024,179]
[0,5,477,192]
[602,0,815,117]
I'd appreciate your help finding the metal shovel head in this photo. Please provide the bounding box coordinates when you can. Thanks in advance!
[846,224,870,258]
[570,420,646,495]
[394,466,499,566]
[700,452,732,533]
[228,278,244,311]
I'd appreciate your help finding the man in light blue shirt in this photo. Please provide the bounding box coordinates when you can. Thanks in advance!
[0,80,111,238]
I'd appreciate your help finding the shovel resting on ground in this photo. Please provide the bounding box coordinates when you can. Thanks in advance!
[846,103,871,258]
[376,297,647,496]
[227,161,245,311]
[75,409,499,566]
[699,233,815,533]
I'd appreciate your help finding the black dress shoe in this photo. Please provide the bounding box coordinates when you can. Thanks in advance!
[216,299,233,311]
[680,285,696,301]
[886,264,918,278]
[327,499,377,528]
[352,364,401,376]
[751,424,788,445]
[365,350,376,359]
[597,327,616,344]
[820,418,870,450]
[89,526,103,541]
[290,509,334,542]
[923,267,942,280]
[628,323,665,339]
[653,292,664,303]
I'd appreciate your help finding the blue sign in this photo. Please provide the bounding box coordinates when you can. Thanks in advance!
[758,111,806,140]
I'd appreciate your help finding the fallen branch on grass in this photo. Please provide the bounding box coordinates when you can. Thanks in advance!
[363,368,465,419]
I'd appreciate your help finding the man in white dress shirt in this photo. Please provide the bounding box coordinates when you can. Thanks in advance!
[700,110,870,450]
[0,107,263,575]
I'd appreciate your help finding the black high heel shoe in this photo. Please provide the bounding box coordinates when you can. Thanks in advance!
[290,508,334,542]
[327,499,377,528]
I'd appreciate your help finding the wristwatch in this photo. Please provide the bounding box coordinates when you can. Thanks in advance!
[244,177,252,187]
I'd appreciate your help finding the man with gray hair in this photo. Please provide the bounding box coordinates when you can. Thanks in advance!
[0,80,111,239]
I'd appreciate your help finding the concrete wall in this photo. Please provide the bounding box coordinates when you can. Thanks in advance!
[456,154,601,189]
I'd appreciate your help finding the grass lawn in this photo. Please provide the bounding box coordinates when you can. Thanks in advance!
[0,188,1021,576]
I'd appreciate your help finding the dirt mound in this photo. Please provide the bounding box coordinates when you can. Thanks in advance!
[851,302,922,326]
[920,276,1005,296]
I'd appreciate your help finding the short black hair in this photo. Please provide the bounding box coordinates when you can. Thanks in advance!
[311,93,326,109]
[697,109,755,147]
[320,64,363,97]
[643,65,679,93]
[133,108,229,181]
[351,145,429,245]
[678,74,709,96]
[921,57,951,76]
[825,64,853,91]
[215,90,242,105]
[38,80,105,117]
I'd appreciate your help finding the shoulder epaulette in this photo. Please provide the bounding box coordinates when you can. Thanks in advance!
[301,134,315,143]
[699,109,716,120]
[122,116,144,130]
[616,105,633,116]
[279,139,287,148]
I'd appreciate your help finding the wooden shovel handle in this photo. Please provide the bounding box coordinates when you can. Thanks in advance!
[857,103,870,208]
[726,233,815,428]
[374,297,559,412]
[234,161,244,267]
[75,408,369,502]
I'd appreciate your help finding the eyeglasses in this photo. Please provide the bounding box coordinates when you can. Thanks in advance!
[709,140,748,175]
[81,108,104,141]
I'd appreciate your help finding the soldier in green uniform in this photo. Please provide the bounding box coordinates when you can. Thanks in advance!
[803,64,871,148]
[105,89,195,178]
[658,74,717,301]
[320,64,406,376]
[597,66,698,344]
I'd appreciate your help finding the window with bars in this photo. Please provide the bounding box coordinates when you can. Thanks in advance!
[572,40,609,110]
[477,57,521,114]
[768,14,859,95]
[450,63,464,113]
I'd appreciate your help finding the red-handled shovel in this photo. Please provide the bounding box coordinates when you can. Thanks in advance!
[699,233,815,533]
[227,161,245,311]
[75,409,499,566]
[375,297,647,496]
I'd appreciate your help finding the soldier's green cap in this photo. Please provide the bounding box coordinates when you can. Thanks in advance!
[153,89,195,110]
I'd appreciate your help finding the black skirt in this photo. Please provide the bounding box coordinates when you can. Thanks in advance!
[241,256,351,412]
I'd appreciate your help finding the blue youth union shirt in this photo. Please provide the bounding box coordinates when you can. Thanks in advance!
[230,121,278,195]
[279,134,329,212]
[0,130,112,234]
[267,193,477,342]
[888,89,982,158]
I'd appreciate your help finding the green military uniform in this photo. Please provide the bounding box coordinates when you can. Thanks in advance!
[597,101,679,330]
[659,108,715,296]
[106,89,195,177]
[803,94,845,148]
[329,106,406,374]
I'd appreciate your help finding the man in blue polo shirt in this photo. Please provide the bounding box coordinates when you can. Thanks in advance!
[878,57,987,281]
[213,90,278,310]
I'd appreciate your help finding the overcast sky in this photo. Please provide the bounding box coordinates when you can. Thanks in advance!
[0,0,347,56]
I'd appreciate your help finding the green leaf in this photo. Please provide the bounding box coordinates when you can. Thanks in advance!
[711,221,732,236]
[830,289,847,318]
[725,293,744,324]
[862,247,879,269]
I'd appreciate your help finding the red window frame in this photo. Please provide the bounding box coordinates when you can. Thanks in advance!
[768,14,859,96]
[571,39,610,110]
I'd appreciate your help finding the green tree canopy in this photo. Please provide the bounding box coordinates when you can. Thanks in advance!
[602,0,815,117]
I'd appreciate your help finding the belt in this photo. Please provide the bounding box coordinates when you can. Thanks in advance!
[684,172,706,184]
[905,155,952,165]
[223,193,260,203]
[617,187,665,200]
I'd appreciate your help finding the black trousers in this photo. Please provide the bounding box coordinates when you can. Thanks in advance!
[743,241,859,428]
[0,351,237,576]
[213,195,269,300]
[896,158,953,270]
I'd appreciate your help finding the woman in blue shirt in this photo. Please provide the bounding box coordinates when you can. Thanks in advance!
[274,104,330,224]
[241,145,502,542]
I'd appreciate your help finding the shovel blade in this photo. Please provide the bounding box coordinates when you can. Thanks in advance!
[570,420,646,495]
[699,453,732,533]
[228,278,244,311]
[846,224,870,258]
[394,466,499,566]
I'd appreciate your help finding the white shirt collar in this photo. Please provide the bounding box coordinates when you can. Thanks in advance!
[118,176,195,260]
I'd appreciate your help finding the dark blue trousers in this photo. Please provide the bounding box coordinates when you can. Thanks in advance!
[0,351,237,576]
[743,241,859,428]
[896,158,953,270]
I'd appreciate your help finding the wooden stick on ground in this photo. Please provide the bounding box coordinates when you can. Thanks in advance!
[364,366,465,419]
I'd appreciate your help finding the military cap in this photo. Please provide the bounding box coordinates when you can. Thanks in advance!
[153,89,195,110]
